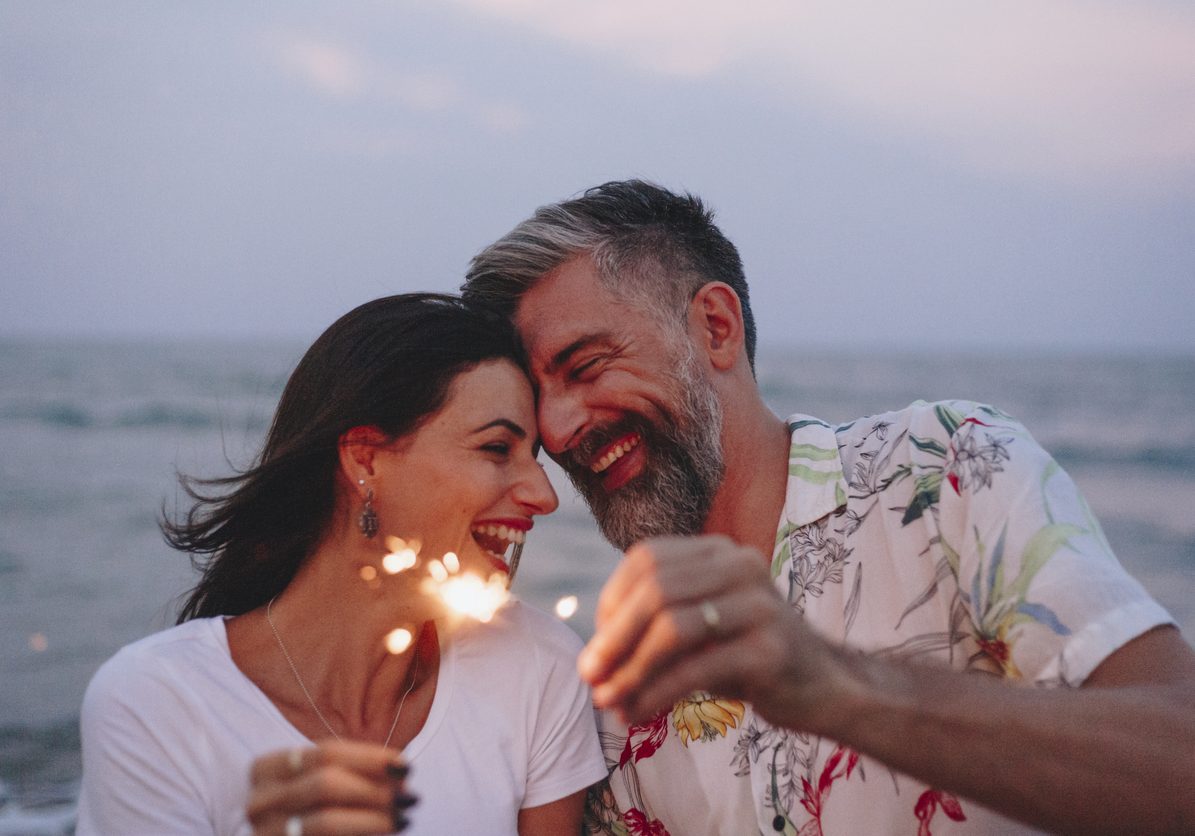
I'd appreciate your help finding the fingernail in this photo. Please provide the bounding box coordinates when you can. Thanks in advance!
[392,792,418,810]
[386,762,409,780]
[391,812,410,831]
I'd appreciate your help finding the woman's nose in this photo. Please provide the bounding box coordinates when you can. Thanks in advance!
[518,459,559,516]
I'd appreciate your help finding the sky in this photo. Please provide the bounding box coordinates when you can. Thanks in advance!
[2,1,1194,351]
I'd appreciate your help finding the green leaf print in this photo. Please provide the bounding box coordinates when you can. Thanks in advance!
[789,442,839,462]
[788,463,841,483]
[935,403,966,437]
[909,434,948,458]
[1011,523,1083,599]
[900,471,943,525]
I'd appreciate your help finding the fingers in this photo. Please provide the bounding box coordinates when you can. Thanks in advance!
[593,536,755,627]
[248,742,416,835]
[253,808,400,835]
[251,740,407,786]
[615,633,756,724]
[580,536,767,686]
[589,588,758,710]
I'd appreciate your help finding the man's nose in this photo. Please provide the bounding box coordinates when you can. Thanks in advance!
[537,387,587,456]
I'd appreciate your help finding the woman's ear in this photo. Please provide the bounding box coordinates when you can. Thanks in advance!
[689,282,746,371]
[338,425,390,491]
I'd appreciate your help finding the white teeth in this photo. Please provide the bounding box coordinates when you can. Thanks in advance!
[591,436,641,473]
[470,524,527,550]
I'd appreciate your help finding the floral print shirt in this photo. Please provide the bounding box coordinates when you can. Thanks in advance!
[585,401,1173,836]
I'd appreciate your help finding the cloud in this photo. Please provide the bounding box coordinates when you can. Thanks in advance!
[265,31,528,142]
[448,0,1195,180]
[272,35,366,98]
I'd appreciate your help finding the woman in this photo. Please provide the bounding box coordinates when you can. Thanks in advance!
[76,294,607,835]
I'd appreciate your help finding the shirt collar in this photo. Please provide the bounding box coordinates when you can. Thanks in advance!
[780,414,848,529]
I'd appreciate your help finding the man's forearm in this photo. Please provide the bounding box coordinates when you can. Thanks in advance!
[786,629,1195,835]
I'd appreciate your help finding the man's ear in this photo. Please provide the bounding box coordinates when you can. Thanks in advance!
[689,282,746,371]
[337,425,390,490]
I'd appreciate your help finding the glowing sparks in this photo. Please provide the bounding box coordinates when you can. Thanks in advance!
[442,551,460,573]
[359,565,378,582]
[427,559,449,583]
[555,596,579,619]
[382,548,418,574]
[385,627,413,654]
[434,572,509,623]
[29,633,48,652]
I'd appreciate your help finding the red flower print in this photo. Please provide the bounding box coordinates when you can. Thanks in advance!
[914,788,966,836]
[618,711,669,768]
[623,808,670,836]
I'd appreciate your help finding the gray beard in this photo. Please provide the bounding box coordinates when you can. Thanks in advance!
[563,352,725,551]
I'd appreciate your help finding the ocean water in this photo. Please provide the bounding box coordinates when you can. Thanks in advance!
[2,339,1193,832]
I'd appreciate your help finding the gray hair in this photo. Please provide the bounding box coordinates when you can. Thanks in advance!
[462,180,757,369]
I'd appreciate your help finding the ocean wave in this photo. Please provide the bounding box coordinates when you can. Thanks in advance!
[0,722,79,835]
[0,401,270,432]
[1051,444,1195,473]
[0,794,75,836]
[113,404,216,429]
[0,403,94,428]
[0,552,20,576]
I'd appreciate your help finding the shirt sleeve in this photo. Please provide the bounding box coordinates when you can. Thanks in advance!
[521,614,608,809]
[931,401,1174,686]
[76,648,214,835]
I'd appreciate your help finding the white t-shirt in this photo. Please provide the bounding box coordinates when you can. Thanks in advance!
[77,600,606,835]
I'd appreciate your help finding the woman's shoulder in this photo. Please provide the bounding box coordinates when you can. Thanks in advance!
[84,618,230,707]
[491,598,586,654]
[451,599,585,677]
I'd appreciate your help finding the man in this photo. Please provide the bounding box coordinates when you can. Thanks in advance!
[462,181,1195,834]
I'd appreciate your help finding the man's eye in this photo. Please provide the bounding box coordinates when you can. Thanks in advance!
[569,358,600,381]
[482,442,511,455]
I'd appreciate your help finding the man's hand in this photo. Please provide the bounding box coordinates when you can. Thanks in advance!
[577,534,850,731]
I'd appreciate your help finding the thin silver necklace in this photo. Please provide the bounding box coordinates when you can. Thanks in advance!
[265,596,420,747]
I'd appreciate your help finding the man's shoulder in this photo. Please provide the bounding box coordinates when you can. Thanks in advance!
[831,399,1020,444]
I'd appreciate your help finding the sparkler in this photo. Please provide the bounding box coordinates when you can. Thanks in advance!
[554,596,579,620]
[379,537,511,627]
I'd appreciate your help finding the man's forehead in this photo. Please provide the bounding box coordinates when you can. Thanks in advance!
[513,259,621,362]
[513,302,609,374]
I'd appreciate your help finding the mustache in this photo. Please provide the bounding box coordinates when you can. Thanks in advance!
[560,419,648,473]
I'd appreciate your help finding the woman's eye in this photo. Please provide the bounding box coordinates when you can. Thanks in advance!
[482,442,511,456]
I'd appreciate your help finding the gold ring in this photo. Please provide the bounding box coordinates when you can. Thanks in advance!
[699,600,722,636]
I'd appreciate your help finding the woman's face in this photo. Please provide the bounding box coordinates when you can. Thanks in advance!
[370,358,558,578]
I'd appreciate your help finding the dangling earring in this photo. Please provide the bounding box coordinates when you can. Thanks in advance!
[358,479,379,539]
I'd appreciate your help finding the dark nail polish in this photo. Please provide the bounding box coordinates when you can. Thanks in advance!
[385,762,409,780]
[392,792,418,810]
[391,812,410,831]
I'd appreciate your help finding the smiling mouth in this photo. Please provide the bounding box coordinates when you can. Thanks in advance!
[590,433,642,474]
[470,524,525,568]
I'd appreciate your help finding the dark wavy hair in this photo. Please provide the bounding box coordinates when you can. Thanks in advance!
[165,293,525,622]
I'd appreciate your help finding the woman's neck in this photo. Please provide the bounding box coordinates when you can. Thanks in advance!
[228,533,441,746]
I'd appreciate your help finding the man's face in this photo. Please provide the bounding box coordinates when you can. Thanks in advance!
[514,255,724,549]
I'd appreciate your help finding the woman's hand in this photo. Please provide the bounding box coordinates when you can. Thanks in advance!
[248,740,417,835]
